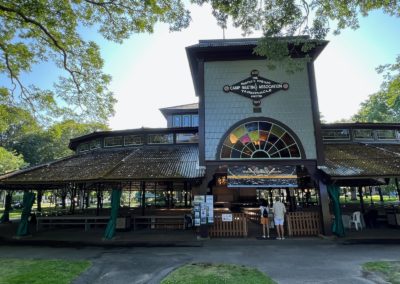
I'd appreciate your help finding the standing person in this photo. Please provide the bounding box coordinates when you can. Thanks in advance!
[259,199,270,238]
[273,196,286,240]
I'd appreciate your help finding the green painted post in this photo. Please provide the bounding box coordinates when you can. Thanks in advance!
[103,188,122,240]
[327,185,345,237]
[16,191,35,237]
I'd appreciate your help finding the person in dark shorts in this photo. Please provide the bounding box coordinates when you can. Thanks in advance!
[259,199,270,238]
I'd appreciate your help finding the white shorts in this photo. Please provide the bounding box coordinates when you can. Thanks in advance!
[274,218,284,225]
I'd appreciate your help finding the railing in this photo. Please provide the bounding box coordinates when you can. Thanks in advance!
[209,213,248,238]
[132,215,186,230]
[286,212,321,237]
[36,216,109,231]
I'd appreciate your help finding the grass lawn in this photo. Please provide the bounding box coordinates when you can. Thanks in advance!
[340,195,399,204]
[161,263,276,284]
[0,210,22,219]
[362,261,400,284]
[0,259,91,284]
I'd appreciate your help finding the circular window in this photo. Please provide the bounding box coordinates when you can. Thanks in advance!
[220,120,301,159]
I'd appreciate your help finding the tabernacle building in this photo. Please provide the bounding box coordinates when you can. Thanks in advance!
[1,37,400,238]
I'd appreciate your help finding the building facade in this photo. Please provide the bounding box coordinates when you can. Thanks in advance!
[2,37,400,237]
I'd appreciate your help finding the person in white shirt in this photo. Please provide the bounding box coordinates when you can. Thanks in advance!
[272,196,286,240]
[259,199,270,238]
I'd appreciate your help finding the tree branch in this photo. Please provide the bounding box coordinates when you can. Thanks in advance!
[0,42,36,111]
[0,3,82,94]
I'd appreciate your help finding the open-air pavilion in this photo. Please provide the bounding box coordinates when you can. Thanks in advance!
[0,129,204,240]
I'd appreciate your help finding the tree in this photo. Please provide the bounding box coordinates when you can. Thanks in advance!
[46,119,109,160]
[194,1,399,58]
[353,56,400,122]
[11,119,108,166]
[1,105,108,167]
[352,91,400,123]
[0,146,25,174]
[1,1,399,122]
[0,105,40,149]
[0,1,190,123]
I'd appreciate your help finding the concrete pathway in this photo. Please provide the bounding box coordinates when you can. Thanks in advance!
[1,238,399,284]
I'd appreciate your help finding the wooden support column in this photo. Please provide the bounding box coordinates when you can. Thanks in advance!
[184,182,188,207]
[154,182,157,207]
[165,181,174,208]
[318,181,332,235]
[369,187,373,205]
[85,190,90,209]
[61,186,67,209]
[96,185,103,216]
[70,185,77,214]
[140,181,146,216]
[358,186,365,214]
[269,189,273,206]
[189,183,192,207]
[37,189,43,212]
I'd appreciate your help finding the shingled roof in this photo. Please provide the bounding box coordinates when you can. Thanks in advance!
[320,143,400,179]
[0,145,204,188]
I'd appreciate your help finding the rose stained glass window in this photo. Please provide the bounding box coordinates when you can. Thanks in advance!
[220,121,301,159]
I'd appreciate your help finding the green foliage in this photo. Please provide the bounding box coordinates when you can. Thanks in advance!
[193,1,399,62]
[1,1,399,122]
[362,261,400,284]
[0,104,108,167]
[12,119,108,166]
[352,91,400,122]
[0,147,25,174]
[194,0,399,37]
[353,57,400,122]
[0,1,190,123]
[0,258,91,284]
[162,263,276,284]
[45,119,109,160]
[0,105,40,148]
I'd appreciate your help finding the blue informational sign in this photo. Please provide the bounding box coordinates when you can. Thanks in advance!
[227,165,298,188]
[193,195,214,226]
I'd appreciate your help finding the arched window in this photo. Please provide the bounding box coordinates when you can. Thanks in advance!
[220,120,302,159]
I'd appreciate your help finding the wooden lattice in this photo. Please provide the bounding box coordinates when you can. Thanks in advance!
[286,212,321,236]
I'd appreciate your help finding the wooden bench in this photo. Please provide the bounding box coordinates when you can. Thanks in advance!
[36,216,109,232]
[132,215,186,230]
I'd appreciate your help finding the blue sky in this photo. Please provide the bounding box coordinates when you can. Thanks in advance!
[3,4,400,129]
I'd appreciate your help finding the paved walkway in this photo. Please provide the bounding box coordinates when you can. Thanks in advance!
[1,238,399,283]
[1,221,400,283]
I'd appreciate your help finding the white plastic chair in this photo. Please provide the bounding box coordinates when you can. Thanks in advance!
[349,211,363,230]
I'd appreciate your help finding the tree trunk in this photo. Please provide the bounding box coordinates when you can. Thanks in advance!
[350,187,357,201]
[395,178,400,201]
[377,187,384,202]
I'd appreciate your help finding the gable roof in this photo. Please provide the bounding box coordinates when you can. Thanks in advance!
[159,103,199,118]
